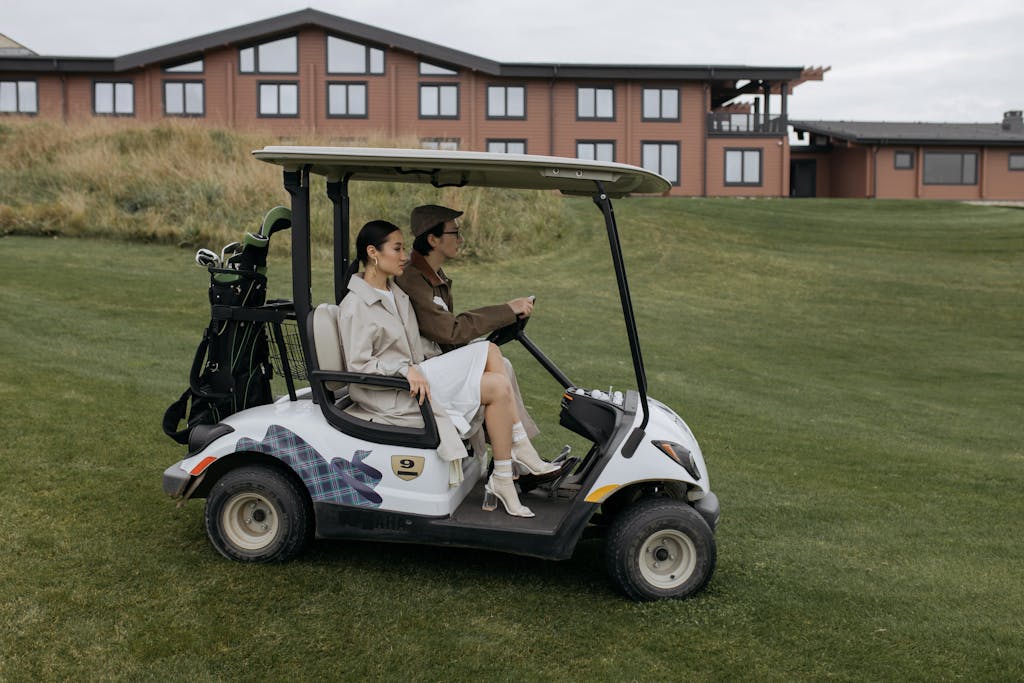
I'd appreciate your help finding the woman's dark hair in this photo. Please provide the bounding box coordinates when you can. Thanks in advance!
[342,220,402,292]
[412,221,446,256]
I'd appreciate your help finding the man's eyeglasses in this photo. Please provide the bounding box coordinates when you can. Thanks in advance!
[444,218,462,239]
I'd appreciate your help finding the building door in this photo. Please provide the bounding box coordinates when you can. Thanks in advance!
[790,159,817,197]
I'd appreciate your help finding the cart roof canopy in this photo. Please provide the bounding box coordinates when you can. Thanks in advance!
[252,146,671,197]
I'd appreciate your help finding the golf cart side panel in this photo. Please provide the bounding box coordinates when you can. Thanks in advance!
[167,401,482,517]
[582,396,710,503]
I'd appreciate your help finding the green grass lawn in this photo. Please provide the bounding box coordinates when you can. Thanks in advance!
[1,198,1022,680]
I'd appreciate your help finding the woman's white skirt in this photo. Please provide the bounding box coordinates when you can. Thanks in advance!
[418,341,489,436]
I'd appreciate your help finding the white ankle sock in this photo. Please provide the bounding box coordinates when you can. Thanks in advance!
[493,459,514,478]
[512,421,527,443]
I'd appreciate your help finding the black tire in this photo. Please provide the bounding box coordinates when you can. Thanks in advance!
[604,497,716,601]
[204,465,312,563]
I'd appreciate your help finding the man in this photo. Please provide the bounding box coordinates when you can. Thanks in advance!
[395,204,559,476]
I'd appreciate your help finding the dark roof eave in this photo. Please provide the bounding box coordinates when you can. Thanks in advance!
[0,56,116,72]
[499,63,805,81]
[792,121,1024,147]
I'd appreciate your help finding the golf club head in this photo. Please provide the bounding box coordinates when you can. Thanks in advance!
[195,248,220,268]
[220,241,242,264]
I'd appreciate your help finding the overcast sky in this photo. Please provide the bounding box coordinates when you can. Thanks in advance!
[4,0,1023,122]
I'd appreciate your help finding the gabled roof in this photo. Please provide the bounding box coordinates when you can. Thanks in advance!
[793,120,1024,146]
[0,7,814,89]
[0,33,36,56]
[113,8,502,73]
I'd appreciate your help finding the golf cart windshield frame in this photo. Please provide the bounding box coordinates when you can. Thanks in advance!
[272,152,656,437]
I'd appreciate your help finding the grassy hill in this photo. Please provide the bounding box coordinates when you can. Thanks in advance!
[1,187,1022,677]
[0,120,564,260]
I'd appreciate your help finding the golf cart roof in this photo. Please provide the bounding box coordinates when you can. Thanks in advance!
[252,146,671,197]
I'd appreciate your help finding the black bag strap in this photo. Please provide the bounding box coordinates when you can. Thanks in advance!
[162,388,193,445]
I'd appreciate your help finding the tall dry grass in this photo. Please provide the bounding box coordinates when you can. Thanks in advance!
[0,119,565,260]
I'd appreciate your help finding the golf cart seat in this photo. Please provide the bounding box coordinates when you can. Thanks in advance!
[309,303,441,449]
[312,303,349,399]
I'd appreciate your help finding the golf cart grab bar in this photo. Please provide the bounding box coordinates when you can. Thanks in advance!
[308,370,442,449]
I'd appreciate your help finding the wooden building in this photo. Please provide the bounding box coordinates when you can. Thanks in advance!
[790,113,1024,200]
[0,9,826,197]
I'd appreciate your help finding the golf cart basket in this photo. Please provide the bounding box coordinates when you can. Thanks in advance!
[162,207,302,446]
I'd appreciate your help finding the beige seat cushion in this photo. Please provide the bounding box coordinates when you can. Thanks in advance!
[312,303,346,391]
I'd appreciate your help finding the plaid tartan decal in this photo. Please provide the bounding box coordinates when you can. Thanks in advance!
[236,424,383,507]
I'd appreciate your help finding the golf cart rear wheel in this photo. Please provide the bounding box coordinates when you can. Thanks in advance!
[205,465,311,563]
[605,497,716,601]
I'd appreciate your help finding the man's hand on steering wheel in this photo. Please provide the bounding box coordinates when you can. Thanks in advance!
[507,295,535,318]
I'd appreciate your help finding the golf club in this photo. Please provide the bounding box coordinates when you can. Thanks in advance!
[195,248,220,268]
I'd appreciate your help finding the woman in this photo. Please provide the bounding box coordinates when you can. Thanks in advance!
[337,220,538,518]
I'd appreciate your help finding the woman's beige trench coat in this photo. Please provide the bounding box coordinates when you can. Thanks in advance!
[337,273,479,482]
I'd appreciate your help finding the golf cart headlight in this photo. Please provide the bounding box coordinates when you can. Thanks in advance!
[652,440,701,480]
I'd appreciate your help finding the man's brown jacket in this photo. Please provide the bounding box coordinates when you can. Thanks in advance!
[395,251,517,353]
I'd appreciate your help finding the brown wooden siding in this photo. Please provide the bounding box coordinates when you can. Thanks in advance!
[705,138,786,197]
[2,26,803,198]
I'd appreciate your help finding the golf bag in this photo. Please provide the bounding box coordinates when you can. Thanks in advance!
[162,208,291,446]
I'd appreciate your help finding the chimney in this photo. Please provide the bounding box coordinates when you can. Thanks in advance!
[1002,110,1023,132]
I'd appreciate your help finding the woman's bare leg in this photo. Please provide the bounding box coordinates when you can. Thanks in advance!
[480,370,514,459]
[479,368,534,517]
[484,342,505,375]
[481,344,558,476]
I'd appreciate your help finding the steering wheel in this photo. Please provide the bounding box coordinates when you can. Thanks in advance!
[487,314,529,346]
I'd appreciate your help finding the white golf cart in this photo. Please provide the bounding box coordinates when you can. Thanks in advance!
[162,147,720,601]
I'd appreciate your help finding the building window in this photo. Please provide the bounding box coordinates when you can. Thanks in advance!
[94,82,134,116]
[642,142,680,184]
[164,59,204,73]
[421,138,459,151]
[419,84,458,118]
[258,83,299,117]
[164,81,204,116]
[1009,153,1024,171]
[923,152,977,185]
[487,85,525,119]
[894,150,914,169]
[576,140,615,162]
[725,148,762,186]
[577,86,614,120]
[327,36,384,74]
[327,82,367,117]
[487,139,527,154]
[239,36,297,74]
[419,61,457,76]
[642,88,679,121]
[0,80,37,114]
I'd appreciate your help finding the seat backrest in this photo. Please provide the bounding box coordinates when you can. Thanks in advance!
[312,303,346,391]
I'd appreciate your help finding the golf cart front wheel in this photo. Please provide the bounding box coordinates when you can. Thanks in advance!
[205,465,311,563]
[605,497,716,601]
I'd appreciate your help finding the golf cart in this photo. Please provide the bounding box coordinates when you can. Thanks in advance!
[162,147,720,601]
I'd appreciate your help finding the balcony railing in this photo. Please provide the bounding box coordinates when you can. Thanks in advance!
[707,113,787,136]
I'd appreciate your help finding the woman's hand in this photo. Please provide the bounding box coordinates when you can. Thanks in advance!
[406,365,431,405]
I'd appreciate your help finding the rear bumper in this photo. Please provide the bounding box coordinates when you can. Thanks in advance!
[163,462,191,498]
[694,492,720,532]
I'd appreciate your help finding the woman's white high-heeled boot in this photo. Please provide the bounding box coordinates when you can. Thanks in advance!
[510,438,560,476]
[482,460,534,518]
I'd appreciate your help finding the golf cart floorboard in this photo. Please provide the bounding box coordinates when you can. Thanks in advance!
[438,484,575,535]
